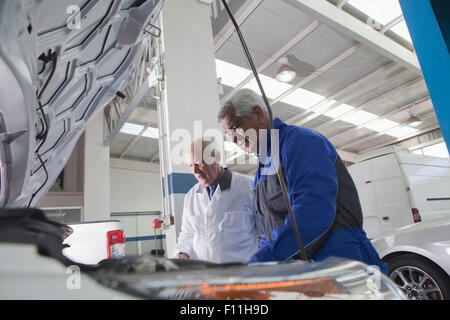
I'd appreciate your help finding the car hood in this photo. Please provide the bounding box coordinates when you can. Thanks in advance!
[0,0,164,208]
[92,255,406,300]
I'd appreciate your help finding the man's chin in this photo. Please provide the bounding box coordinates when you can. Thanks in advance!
[199,179,211,186]
[196,177,206,184]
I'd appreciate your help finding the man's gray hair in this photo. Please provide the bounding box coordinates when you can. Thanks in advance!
[218,88,269,121]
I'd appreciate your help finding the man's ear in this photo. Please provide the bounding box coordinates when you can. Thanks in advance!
[253,105,266,121]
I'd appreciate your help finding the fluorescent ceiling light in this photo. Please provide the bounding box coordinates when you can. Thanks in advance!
[322,104,404,137]
[142,127,159,139]
[215,59,253,88]
[216,58,325,111]
[348,0,403,25]
[317,100,339,113]
[215,59,415,140]
[324,103,353,118]
[390,21,412,43]
[364,118,398,132]
[280,88,325,110]
[384,125,418,138]
[244,75,292,100]
[120,122,159,140]
[120,123,144,136]
[341,110,378,125]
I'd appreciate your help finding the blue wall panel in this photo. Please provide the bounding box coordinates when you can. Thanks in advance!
[399,0,450,153]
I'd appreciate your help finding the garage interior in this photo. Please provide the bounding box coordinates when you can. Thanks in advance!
[2,0,449,300]
[39,0,448,255]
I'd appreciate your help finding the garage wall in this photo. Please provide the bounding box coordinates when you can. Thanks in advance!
[112,212,166,257]
[110,159,163,213]
[109,159,166,256]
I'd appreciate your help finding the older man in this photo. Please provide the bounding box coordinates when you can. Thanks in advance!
[218,89,387,274]
[173,138,259,264]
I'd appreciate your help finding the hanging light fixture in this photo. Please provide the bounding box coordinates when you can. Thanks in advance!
[276,57,297,83]
[407,105,423,127]
[407,115,423,127]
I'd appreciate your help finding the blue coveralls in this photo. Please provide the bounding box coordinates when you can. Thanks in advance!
[249,118,387,275]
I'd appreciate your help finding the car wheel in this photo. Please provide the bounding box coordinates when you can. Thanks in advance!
[388,254,450,300]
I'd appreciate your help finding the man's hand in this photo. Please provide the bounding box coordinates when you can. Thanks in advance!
[174,253,189,259]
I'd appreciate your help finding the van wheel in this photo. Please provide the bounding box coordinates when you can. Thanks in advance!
[387,254,450,300]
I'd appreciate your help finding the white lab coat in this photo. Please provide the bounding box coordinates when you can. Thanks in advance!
[174,171,259,264]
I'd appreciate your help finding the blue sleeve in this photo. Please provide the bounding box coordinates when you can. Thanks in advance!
[249,232,268,263]
[250,132,338,262]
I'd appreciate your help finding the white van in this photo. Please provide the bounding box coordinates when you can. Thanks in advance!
[348,146,450,239]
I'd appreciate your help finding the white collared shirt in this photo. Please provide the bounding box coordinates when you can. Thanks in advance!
[174,170,259,264]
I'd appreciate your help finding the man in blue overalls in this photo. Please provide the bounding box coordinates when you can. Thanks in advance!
[218,89,387,274]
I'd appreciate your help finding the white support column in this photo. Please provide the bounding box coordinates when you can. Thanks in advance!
[160,0,222,257]
[84,110,110,221]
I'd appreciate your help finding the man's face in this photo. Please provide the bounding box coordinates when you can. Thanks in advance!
[187,145,220,187]
[219,107,264,154]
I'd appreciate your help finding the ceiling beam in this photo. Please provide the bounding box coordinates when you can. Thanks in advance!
[272,43,361,105]
[104,81,150,146]
[311,76,422,131]
[149,150,160,163]
[284,61,399,125]
[293,65,407,127]
[214,0,264,53]
[331,96,431,146]
[336,0,349,9]
[401,136,443,152]
[340,112,437,151]
[337,149,357,162]
[119,125,150,159]
[381,15,404,34]
[220,19,320,105]
[282,0,421,74]
[111,157,160,173]
[358,121,441,154]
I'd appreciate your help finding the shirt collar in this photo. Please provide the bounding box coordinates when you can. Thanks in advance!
[196,167,232,193]
[210,167,224,188]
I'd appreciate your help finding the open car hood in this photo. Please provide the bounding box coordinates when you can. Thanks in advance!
[92,255,406,300]
[0,0,164,208]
